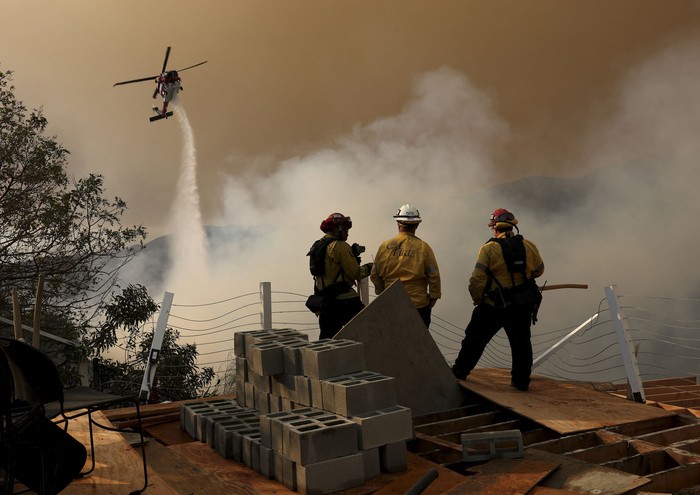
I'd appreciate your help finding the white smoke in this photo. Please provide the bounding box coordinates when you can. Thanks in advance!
[135,35,700,371]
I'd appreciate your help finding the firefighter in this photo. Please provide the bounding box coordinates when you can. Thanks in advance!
[452,208,544,391]
[308,213,372,339]
[370,204,441,328]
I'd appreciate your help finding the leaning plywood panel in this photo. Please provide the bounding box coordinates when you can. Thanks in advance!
[337,280,466,417]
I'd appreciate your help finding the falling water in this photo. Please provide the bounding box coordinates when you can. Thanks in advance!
[164,102,209,290]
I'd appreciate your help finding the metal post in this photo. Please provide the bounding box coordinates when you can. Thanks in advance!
[32,274,44,348]
[605,285,645,403]
[532,312,600,369]
[260,282,272,330]
[140,291,174,401]
[358,277,370,306]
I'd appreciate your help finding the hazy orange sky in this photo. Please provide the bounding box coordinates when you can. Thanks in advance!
[3,1,700,237]
[6,2,700,377]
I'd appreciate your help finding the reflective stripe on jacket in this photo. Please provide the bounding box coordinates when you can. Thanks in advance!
[468,232,544,306]
[371,232,441,308]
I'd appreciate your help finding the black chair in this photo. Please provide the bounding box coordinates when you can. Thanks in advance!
[0,337,148,495]
[0,342,87,495]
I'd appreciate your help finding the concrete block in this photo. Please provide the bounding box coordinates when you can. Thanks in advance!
[295,453,364,495]
[285,415,359,465]
[461,430,524,462]
[274,451,285,485]
[250,370,272,393]
[351,405,413,449]
[299,340,365,379]
[260,445,275,479]
[379,441,407,473]
[241,431,261,470]
[328,372,398,417]
[283,340,315,375]
[321,380,336,413]
[272,373,297,401]
[214,421,249,459]
[249,341,285,376]
[361,448,381,480]
[235,380,245,407]
[235,356,248,382]
[244,381,255,408]
[310,378,324,409]
[270,411,306,453]
[180,402,213,438]
[270,394,283,413]
[195,409,225,442]
[257,390,272,415]
[260,411,295,449]
[235,329,270,357]
[295,375,312,407]
[279,452,297,491]
[205,412,241,448]
[230,426,260,462]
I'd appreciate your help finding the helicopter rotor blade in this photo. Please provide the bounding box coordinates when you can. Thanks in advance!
[177,60,208,73]
[161,46,171,74]
[113,75,158,87]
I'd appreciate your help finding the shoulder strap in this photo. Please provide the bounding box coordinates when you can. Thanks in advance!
[490,235,527,286]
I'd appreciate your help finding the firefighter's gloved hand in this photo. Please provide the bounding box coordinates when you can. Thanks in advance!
[361,262,373,273]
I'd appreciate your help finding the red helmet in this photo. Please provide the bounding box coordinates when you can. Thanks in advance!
[320,212,353,233]
[488,208,517,228]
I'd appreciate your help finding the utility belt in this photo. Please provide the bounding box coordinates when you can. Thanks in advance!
[485,279,542,309]
[305,281,353,314]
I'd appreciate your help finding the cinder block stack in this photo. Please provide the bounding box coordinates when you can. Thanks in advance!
[181,328,414,495]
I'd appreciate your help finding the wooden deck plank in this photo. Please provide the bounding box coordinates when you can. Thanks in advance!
[462,369,672,435]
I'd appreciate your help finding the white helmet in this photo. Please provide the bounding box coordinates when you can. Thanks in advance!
[394,204,422,224]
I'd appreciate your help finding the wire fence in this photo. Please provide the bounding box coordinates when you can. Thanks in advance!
[127,286,700,394]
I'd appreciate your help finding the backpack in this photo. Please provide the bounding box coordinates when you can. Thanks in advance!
[491,234,527,282]
[306,237,337,276]
[488,235,542,316]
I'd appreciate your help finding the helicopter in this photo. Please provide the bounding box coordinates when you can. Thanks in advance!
[114,47,207,122]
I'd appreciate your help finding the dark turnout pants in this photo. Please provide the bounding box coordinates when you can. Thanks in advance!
[452,302,533,389]
[318,296,365,340]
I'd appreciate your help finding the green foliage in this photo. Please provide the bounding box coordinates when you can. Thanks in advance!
[0,68,147,330]
[138,329,216,402]
[91,285,215,400]
[92,284,159,354]
[1,68,213,402]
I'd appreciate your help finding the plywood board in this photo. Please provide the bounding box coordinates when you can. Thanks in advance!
[60,411,177,495]
[526,449,651,495]
[462,368,672,435]
[444,458,558,494]
[167,441,294,494]
[337,280,466,416]
[368,453,468,495]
